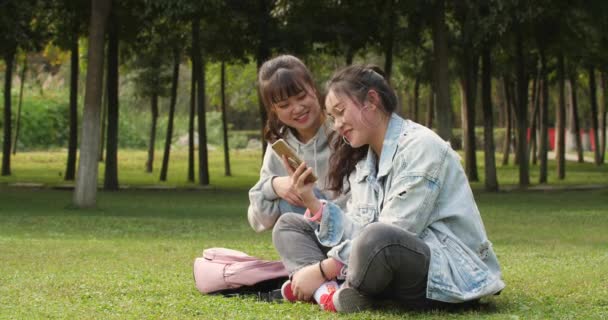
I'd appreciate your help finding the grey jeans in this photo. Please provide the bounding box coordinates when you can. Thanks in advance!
[272,213,431,304]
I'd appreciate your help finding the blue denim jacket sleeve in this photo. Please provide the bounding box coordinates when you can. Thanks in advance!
[312,200,362,265]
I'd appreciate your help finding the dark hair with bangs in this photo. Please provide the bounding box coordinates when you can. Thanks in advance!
[258,55,319,142]
[326,65,397,193]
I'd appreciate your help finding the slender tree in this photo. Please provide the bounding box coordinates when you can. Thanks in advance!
[501,77,512,166]
[528,65,540,165]
[48,0,89,180]
[513,21,530,186]
[103,8,119,190]
[191,17,209,185]
[220,61,231,176]
[187,57,196,182]
[588,66,601,165]
[481,44,498,191]
[567,74,584,162]
[600,72,607,163]
[432,0,453,141]
[255,0,272,156]
[538,49,549,183]
[146,94,158,172]
[382,0,396,80]
[65,31,79,180]
[426,83,434,128]
[412,76,420,122]
[1,46,14,176]
[160,47,180,181]
[73,0,111,207]
[454,2,480,181]
[554,54,566,179]
[12,55,27,155]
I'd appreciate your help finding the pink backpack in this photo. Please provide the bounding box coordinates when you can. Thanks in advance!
[193,248,288,296]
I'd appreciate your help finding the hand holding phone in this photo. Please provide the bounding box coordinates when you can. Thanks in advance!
[271,139,317,183]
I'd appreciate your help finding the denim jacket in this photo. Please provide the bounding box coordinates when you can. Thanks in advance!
[313,114,505,303]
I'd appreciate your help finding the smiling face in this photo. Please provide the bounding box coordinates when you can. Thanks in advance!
[325,89,371,148]
[271,87,323,139]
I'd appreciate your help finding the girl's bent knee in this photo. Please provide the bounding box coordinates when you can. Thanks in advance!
[272,213,308,244]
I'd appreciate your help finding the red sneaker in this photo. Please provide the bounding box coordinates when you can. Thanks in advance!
[281,280,297,302]
[319,286,337,312]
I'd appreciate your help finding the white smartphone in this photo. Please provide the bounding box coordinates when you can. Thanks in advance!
[271,139,317,183]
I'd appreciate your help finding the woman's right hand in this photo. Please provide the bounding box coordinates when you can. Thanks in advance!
[272,176,304,207]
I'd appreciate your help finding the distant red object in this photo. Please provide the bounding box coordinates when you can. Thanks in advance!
[527,128,597,151]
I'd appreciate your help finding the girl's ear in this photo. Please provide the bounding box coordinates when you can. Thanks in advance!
[367,89,382,110]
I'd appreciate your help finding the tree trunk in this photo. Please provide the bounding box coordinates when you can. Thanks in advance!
[538,49,549,183]
[600,72,607,164]
[220,61,232,176]
[432,0,452,141]
[512,93,519,166]
[588,66,601,165]
[528,66,540,165]
[99,75,107,162]
[256,0,271,158]
[13,55,26,155]
[413,76,420,122]
[146,94,158,173]
[345,46,354,66]
[383,0,395,81]
[554,54,566,179]
[501,77,512,166]
[514,28,529,186]
[65,35,79,180]
[426,83,434,128]
[192,17,209,185]
[481,45,498,191]
[73,0,111,207]
[160,48,180,181]
[103,12,119,190]
[567,75,583,163]
[2,48,15,176]
[530,109,539,165]
[187,55,196,182]
[460,52,479,182]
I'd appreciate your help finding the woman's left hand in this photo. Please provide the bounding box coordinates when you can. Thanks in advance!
[291,162,319,209]
[290,263,325,301]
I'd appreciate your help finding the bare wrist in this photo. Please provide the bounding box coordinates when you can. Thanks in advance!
[321,258,341,280]
[305,199,323,214]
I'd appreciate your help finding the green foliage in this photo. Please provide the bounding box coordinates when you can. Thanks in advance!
[206,61,261,130]
[116,109,150,149]
[1,92,251,150]
[10,95,70,149]
[205,111,248,149]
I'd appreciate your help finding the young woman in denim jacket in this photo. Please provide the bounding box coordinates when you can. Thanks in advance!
[247,55,346,232]
[273,65,505,312]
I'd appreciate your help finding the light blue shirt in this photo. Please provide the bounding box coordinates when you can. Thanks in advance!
[313,113,505,303]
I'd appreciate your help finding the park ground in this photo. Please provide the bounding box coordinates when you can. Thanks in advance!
[0,149,607,319]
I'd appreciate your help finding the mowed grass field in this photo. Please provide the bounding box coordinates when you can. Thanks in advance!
[1,148,607,189]
[0,149,607,319]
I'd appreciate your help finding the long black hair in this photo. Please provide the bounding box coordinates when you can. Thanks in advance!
[326,65,398,193]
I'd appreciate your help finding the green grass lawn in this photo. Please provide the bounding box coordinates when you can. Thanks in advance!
[1,149,606,190]
[1,150,607,319]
